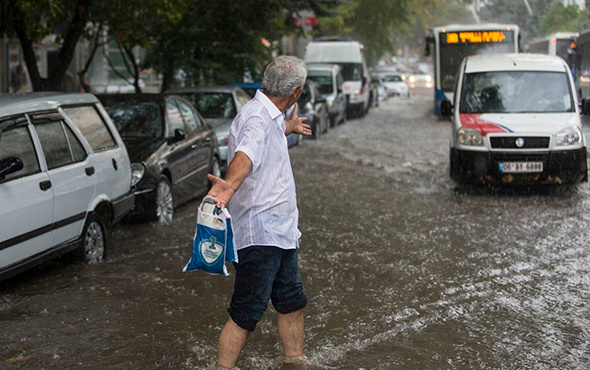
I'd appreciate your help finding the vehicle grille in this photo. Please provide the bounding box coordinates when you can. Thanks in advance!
[490,136,550,149]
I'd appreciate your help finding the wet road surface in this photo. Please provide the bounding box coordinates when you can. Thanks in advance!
[2,88,590,369]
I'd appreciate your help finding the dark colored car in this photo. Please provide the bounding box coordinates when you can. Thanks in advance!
[96,94,220,224]
[166,86,251,171]
[298,80,330,140]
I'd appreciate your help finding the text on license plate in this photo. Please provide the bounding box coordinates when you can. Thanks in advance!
[498,162,543,173]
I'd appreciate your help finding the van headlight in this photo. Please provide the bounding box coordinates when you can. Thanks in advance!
[457,127,484,146]
[556,127,582,146]
[130,163,145,186]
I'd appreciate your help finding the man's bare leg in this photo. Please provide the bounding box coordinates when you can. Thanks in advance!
[216,317,249,369]
[277,309,304,359]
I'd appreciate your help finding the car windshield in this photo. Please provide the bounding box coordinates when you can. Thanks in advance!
[308,73,333,95]
[189,92,236,120]
[340,63,362,81]
[460,71,574,114]
[382,74,403,82]
[105,102,164,138]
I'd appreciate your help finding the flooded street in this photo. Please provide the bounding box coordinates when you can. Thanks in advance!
[2,89,590,369]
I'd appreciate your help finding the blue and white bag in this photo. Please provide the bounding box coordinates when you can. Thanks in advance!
[183,196,237,276]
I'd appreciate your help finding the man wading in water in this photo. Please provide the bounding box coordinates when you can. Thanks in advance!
[207,55,312,369]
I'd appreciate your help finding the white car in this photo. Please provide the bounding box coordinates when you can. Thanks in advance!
[0,93,134,281]
[445,53,587,185]
[379,72,410,98]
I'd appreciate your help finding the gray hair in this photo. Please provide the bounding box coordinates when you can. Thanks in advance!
[262,55,307,98]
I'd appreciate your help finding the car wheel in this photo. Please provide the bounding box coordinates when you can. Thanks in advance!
[76,213,106,264]
[155,176,174,224]
[312,121,321,140]
[341,110,347,125]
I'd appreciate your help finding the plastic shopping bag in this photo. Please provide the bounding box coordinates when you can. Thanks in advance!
[182,196,237,276]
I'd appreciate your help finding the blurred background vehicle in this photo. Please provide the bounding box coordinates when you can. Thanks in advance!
[379,72,410,98]
[298,79,330,140]
[0,93,133,281]
[97,93,220,224]
[306,63,347,127]
[304,40,372,117]
[408,72,433,89]
[166,85,251,171]
[370,73,389,102]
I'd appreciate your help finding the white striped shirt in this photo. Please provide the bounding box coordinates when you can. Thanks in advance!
[226,90,301,251]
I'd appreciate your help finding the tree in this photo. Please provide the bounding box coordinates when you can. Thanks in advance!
[1,0,93,91]
[539,2,590,35]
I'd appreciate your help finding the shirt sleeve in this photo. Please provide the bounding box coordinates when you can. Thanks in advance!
[234,114,268,170]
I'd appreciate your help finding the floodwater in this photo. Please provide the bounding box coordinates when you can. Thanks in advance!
[2,88,590,369]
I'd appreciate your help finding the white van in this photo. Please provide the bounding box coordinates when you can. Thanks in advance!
[304,40,371,117]
[445,53,588,185]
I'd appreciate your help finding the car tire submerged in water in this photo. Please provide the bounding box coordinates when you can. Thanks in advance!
[155,176,174,224]
[76,213,106,264]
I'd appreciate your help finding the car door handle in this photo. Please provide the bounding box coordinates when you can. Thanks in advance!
[112,158,118,171]
[85,166,95,176]
[39,180,52,191]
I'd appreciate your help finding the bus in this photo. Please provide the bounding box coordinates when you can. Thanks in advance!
[426,23,520,116]
[577,29,590,113]
[525,32,579,61]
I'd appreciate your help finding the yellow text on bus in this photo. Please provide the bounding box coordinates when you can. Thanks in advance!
[446,31,507,44]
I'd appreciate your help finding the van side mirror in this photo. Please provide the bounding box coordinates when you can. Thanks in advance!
[0,157,24,182]
[440,100,453,117]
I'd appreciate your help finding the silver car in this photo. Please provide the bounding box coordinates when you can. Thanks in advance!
[306,63,348,127]
[167,86,251,171]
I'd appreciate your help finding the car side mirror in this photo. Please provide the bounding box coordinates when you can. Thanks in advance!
[168,128,186,144]
[440,100,453,117]
[0,156,24,182]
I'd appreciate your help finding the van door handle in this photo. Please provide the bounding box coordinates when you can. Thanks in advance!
[39,180,52,191]
[85,166,95,176]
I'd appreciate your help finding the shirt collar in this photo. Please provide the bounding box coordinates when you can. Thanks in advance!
[254,89,283,121]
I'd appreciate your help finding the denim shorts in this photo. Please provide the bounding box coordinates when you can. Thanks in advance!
[228,246,307,332]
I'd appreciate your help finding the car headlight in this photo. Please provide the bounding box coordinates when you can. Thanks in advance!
[426,75,432,82]
[130,162,145,186]
[556,126,582,146]
[457,127,484,146]
[409,76,416,82]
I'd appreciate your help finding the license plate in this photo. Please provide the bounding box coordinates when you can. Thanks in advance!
[498,162,543,173]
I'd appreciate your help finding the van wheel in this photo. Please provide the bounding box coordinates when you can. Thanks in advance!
[76,213,106,264]
[155,176,174,224]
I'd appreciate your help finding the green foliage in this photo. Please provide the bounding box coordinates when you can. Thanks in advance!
[539,3,590,35]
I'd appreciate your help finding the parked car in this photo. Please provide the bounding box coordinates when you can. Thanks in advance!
[380,72,410,98]
[0,92,134,281]
[96,94,220,223]
[298,80,330,140]
[445,53,587,185]
[306,63,347,127]
[371,74,389,102]
[166,86,251,171]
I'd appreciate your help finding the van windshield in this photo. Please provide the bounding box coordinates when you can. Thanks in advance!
[460,71,573,114]
[308,73,333,95]
[340,63,362,82]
